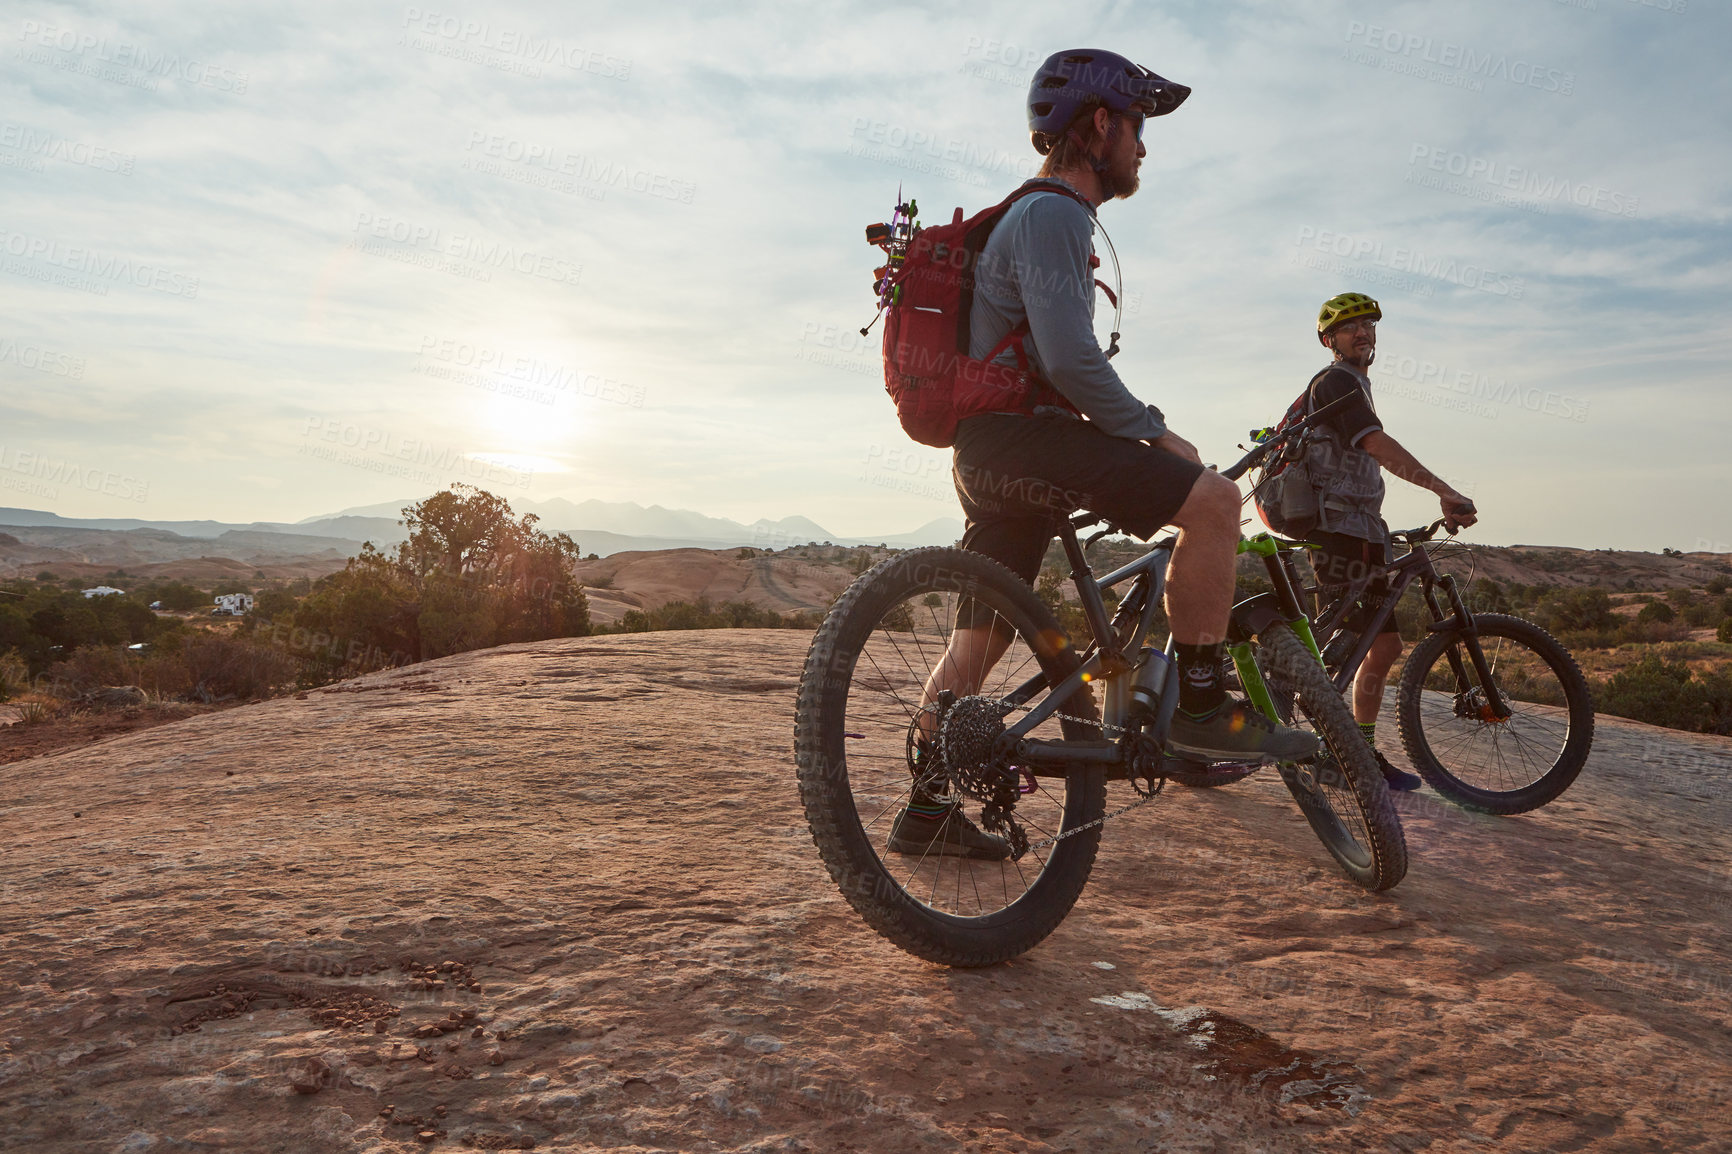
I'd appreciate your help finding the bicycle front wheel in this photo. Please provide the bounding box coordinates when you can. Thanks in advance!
[793,547,1106,967]
[1256,622,1408,891]
[1396,613,1593,814]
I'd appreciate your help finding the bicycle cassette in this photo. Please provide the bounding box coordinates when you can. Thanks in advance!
[938,694,1013,800]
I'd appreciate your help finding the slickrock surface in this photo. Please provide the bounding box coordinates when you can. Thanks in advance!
[1,630,1728,1152]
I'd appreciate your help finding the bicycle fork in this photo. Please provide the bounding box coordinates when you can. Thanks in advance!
[1423,573,1512,721]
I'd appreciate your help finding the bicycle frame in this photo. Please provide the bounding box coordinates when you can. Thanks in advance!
[997,517,1175,760]
[1283,532,1510,719]
[995,521,1319,779]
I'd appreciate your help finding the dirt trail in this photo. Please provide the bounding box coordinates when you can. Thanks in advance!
[1,630,1727,1152]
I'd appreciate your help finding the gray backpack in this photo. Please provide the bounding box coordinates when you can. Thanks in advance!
[1250,373,1327,537]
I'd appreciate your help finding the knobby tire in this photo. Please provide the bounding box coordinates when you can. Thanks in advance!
[793,547,1107,967]
[1396,613,1593,814]
[1257,621,1408,891]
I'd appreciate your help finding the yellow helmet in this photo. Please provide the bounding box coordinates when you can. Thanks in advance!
[1317,292,1382,335]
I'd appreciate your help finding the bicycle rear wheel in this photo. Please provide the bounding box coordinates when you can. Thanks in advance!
[1256,622,1407,891]
[793,547,1106,966]
[1396,613,1593,814]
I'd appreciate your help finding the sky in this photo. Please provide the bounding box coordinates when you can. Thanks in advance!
[1,0,1727,552]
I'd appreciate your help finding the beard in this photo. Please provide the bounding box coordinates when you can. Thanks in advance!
[1099,152,1141,201]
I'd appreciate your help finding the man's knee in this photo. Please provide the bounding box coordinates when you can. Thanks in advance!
[1174,470,1239,530]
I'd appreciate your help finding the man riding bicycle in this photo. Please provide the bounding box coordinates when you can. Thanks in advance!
[891,49,1318,859]
[1300,292,1479,791]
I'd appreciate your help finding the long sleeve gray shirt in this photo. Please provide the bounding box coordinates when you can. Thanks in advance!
[967,179,1168,442]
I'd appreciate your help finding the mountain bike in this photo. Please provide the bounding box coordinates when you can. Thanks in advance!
[792,408,1405,967]
[1274,521,1595,814]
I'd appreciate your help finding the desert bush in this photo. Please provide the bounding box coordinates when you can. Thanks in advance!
[1637,601,1676,625]
[148,580,209,611]
[46,645,139,696]
[44,634,297,702]
[179,634,300,700]
[1533,587,1618,634]
[247,587,301,624]
[14,693,63,725]
[0,650,31,702]
[1719,619,1732,644]
[607,597,820,634]
[1596,657,1732,735]
[1682,601,1720,628]
[1466,578,1511,615]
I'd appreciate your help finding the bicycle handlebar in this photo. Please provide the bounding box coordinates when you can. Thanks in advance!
[1218,392,1359,482]
[1392,517,1470,545]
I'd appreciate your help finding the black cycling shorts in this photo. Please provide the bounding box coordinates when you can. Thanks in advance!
[1308,531,1400,637]
[951,413,1206,586]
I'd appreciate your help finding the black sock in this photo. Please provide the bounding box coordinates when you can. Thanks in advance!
[1174,641,1228,720]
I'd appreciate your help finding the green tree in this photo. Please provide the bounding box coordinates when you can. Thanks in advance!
[287,486,589,677]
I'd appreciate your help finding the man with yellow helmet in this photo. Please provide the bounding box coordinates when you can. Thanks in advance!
[1301,292,1478,791]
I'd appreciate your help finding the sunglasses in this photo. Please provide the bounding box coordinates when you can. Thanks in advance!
[1122,112,1145,142]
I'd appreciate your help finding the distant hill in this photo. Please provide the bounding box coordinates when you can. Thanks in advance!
[299,498,962,551]
[2,503,964,559]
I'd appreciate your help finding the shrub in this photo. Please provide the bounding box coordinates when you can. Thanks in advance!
[1467,578,1511,615]
[1534,587,1617,634]
[44,634,299,702]
[608,597,820,633]
[248,587,300,623]
[1683,601,1719,628]
[1719,619,1732,644]
[1597,657,1732,735]
[14,693,62,725]
[152,581,210,611]
[1636,601,1676,625]
[0,650,30,702]
[179,634,300,700]
[46,645,138,696]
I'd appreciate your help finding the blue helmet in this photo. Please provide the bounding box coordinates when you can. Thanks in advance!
[1027,49,1190,147]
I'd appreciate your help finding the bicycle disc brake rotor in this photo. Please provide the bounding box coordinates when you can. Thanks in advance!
[939,695,1012,801]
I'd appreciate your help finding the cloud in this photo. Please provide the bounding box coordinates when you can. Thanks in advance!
[0,0,1725,549]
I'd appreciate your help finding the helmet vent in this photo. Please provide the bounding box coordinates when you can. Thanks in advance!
[1038,77,1068,89]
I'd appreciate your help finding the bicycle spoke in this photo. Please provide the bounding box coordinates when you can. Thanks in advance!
[824,577,1093,924]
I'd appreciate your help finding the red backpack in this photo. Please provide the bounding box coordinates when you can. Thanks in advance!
[869,182,1089,448]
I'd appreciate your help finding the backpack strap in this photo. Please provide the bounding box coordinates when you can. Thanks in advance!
[996,178,1093,216]
[1301,365,1343,419]
[984,322,1032,373]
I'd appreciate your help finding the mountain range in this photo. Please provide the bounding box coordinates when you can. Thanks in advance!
[0,501,965,561]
